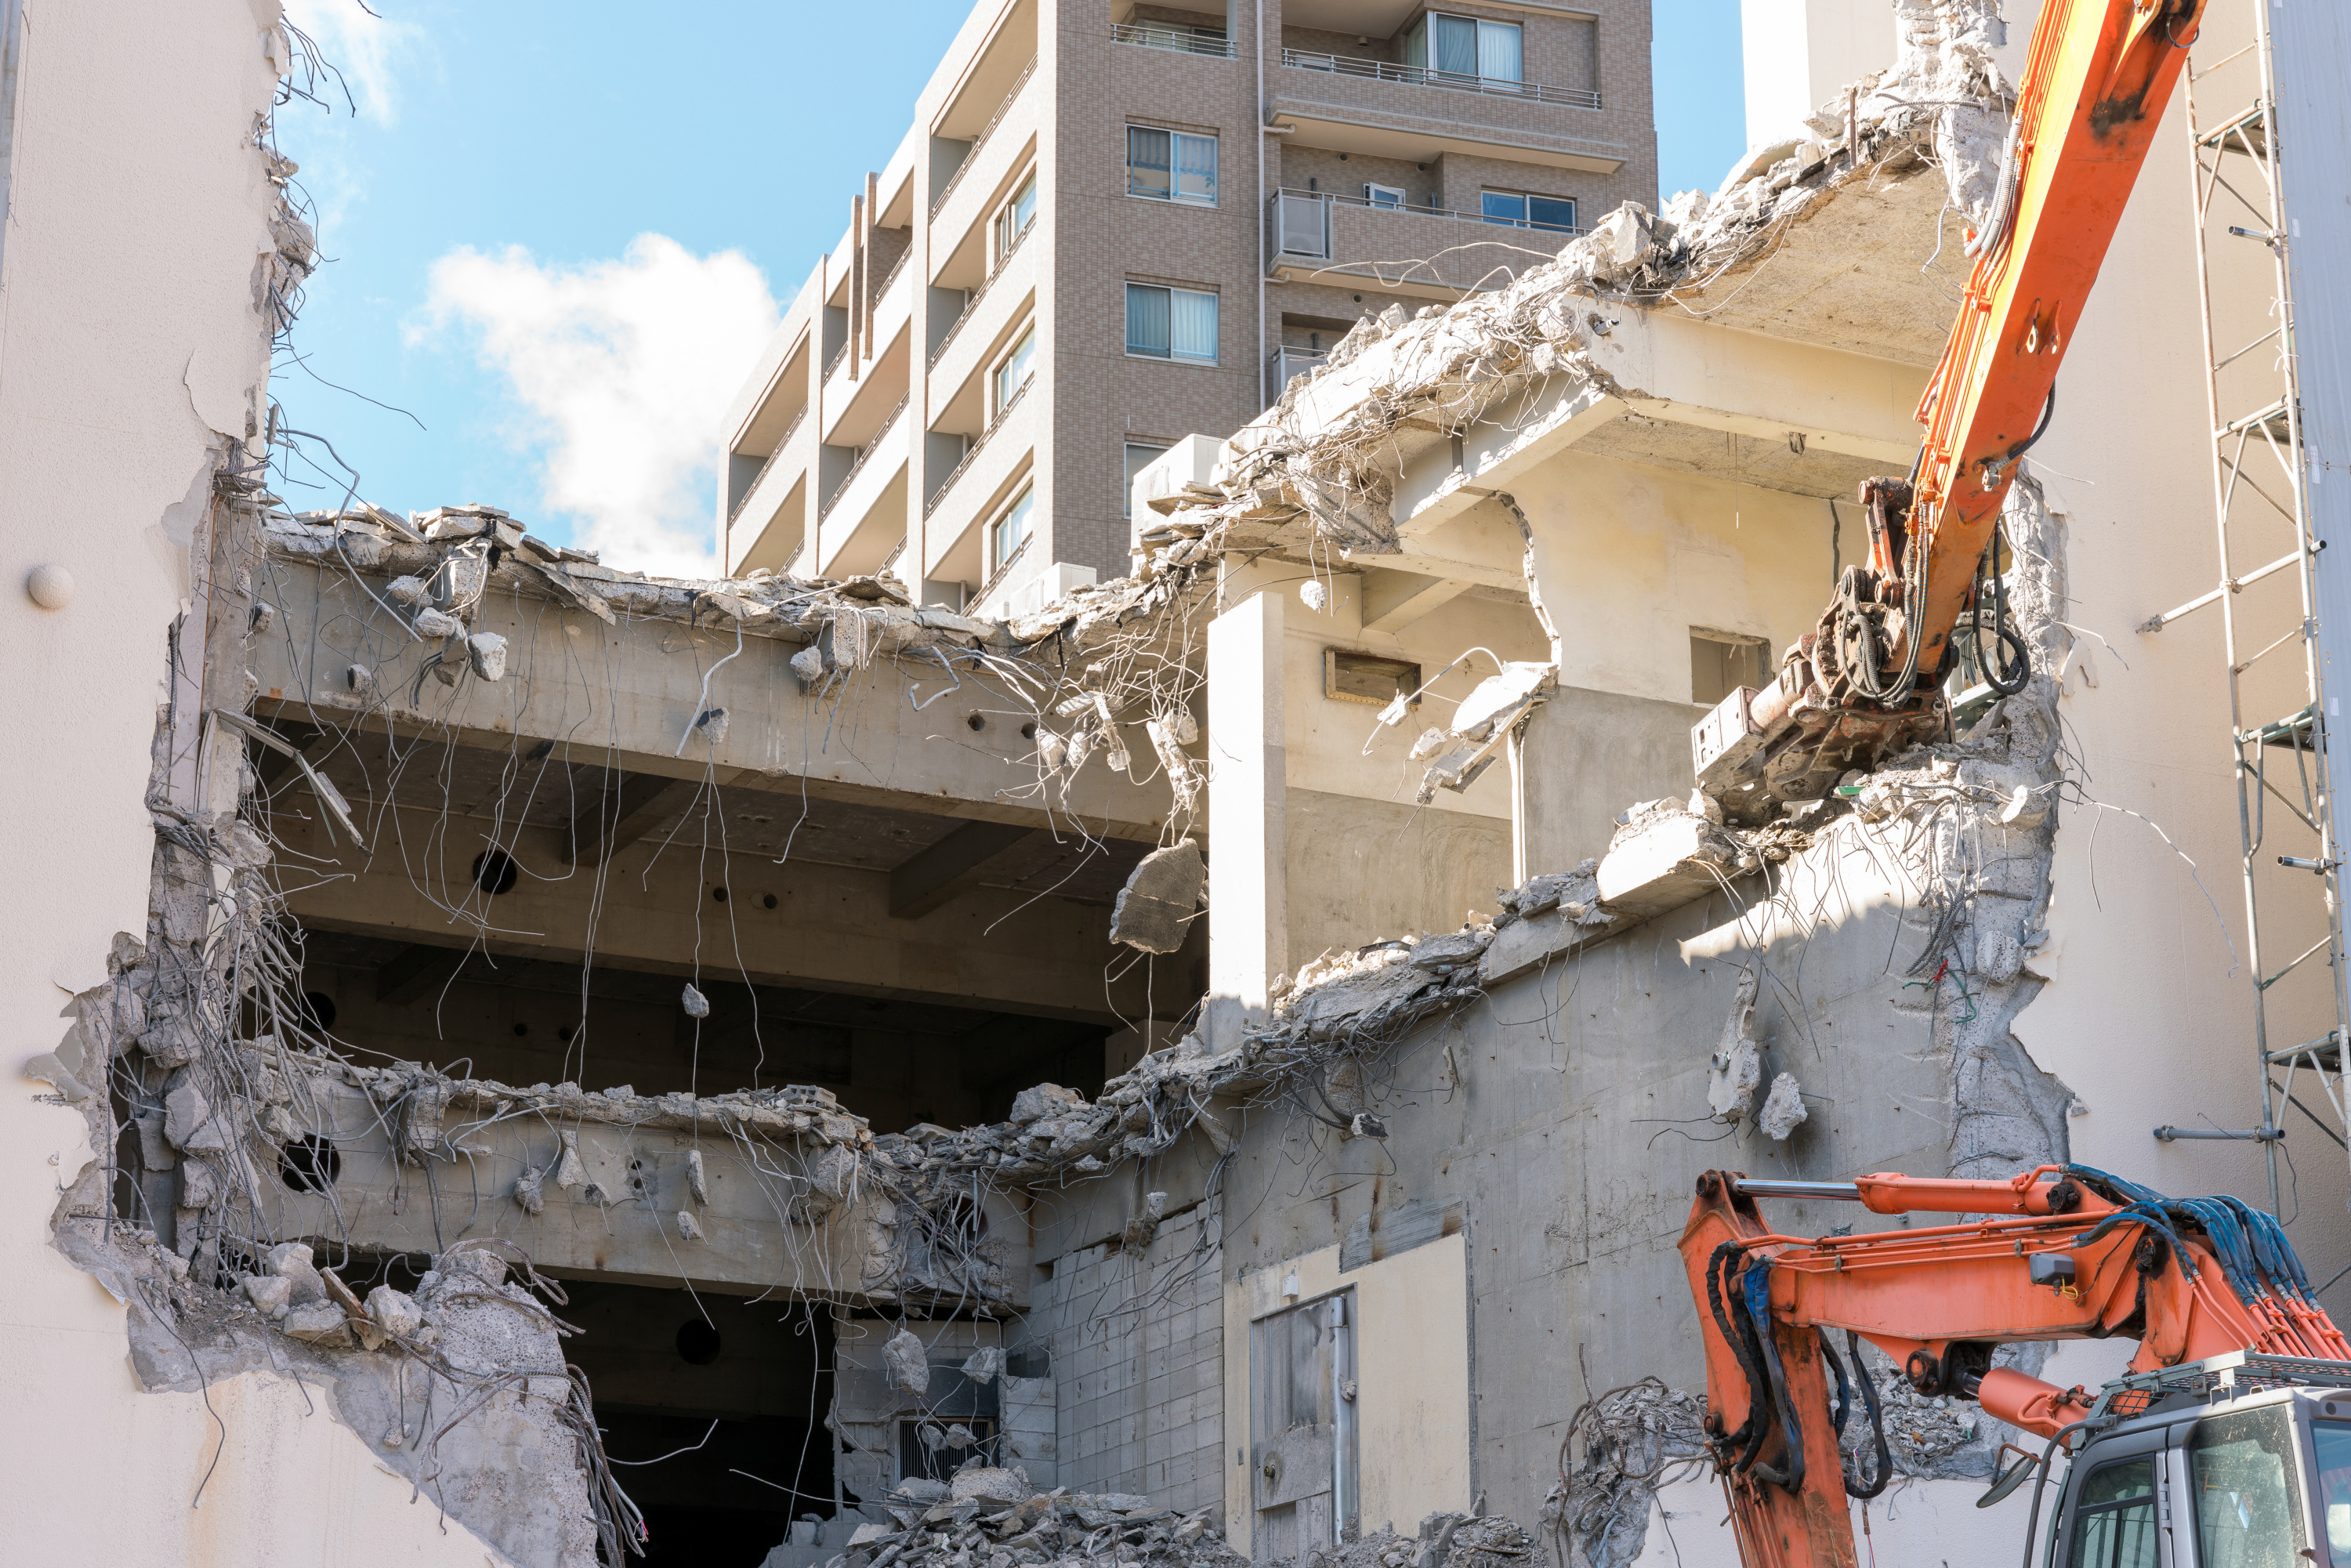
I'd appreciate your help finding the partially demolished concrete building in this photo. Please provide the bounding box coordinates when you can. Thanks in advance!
[11,1,2351,1566]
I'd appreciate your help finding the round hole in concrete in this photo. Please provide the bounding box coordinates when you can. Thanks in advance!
[300,990,338,1034]
[965,712,988,733]
[676,1319,722,1366]
[763,893,778,911]
[279,1133,341,1194]
[473,848,520,896]
[712,885,729,904]
[1020,722,1038,741]
[513,1022,529,1037]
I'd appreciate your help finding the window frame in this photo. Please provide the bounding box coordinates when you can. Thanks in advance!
[991,321,1037,419]
[1411,12,1524,84]
[1126,125,1219,208]
[1123,440,1171,518]
[1124,281,1220,366]
[1480,188,1578,233]
[1363,181,1407,208]
[988,480,1035,576]
[992,169,1038,269]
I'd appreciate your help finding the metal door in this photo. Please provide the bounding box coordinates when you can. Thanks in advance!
[1250,1293,1356,1561]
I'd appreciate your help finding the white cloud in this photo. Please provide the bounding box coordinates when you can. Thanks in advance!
[281,0,419,126]
[416,235,781,578]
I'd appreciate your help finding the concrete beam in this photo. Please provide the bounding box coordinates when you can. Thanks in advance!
[889,819,1038,919]
[563,772,700,867]
[375,942,472,1006]
[1360,569,1473,635]
[1388,310,1929,533]
[248,554,1172,842]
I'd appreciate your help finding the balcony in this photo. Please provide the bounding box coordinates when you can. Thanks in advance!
[1267,347,1328,405]
[1266,189,1584,299]
[727,403,806,526]
[821,396,910,522]
[931,56,1039,219]
[1110,22,1237,58]
[1279,49,1597,108]
[818,397,911,579]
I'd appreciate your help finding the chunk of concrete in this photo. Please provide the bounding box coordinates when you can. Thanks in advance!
[883,1327,929,1398]
[949,1467,1034,1505]
[163,1080,231,1153]
[1759,1073,1808,1141]
[1596,813,1737,920]
[242,1273,294,1317]
[961,1346,1005,1385]
[464,632,508,680]
[367,1284,422,1339]
[282,1302,351,1346]
[1109,839,1205,954]
[676,1210,704,1241]
[266,1240,327,1305]
[1707,971,1762,1124]
[513,1167,545,1215]
[1409,931,1488,969]
[1009,1083,1088,1126]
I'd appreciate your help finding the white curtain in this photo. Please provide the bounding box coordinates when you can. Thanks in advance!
[1127,127,1170,198]
[1171,289,1219,362]
[1476,20,1523,83]
[1431,14,1476,76]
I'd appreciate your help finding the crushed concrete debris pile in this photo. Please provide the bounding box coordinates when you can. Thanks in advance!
[1307,1512,1545,1568]
[834,1472,1243,1568]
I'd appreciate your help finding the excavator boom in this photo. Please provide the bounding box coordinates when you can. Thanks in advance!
[1679,1166,2349,1568]
[1695,0,2208,819]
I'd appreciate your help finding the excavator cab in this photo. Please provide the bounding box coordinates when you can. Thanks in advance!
[2038,1363,2351,1566]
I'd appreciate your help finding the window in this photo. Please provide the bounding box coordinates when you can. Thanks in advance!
[992,324,1036,417]
[1690,630,1767,706]
[2063,1456,2159,1568]
[1125,283,1218,364]
[1481,190,1579,232]
[2191,1409,2308,1568]
[1406,13,1523,83]
[989,483,1034,574]
[1127,126,1218,205]
[1326,650,1421,708]
[1123,441,1169,518]
[1364,182,1407,208]
[992,170,1037,267]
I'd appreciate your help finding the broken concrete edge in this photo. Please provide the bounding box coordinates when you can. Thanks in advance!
[1119,7,2009,574]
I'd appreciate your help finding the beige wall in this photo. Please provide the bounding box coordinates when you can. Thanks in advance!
[1221,1236,1473,1551]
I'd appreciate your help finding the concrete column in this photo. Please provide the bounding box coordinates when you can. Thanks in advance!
[1738,0,1900,150]
[1206,588,1286,1044]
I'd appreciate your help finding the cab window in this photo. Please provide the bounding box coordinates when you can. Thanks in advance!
[2192,1408,2307,1568]
[2067,1455,2158,1568]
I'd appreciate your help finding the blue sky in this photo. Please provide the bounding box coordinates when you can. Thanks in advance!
[272,0,1746,574]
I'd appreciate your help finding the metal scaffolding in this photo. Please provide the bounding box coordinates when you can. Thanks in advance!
[2149,0,2351,1223]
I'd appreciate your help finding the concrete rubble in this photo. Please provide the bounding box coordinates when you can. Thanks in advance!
[835,1472,1246,1568]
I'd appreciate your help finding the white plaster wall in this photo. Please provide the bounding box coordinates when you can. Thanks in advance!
[1737,0,1901,157]
[0,2,525,1561]
[2005,0,2351,1298]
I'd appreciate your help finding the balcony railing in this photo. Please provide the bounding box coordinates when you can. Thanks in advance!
[924,379,1031,517]
[1279,49,1599,109]
[1266,188,1585,295]
[726,403,810,523]
[930,56,1040,217]
[824,339,850,379]
[929,215,1035,369]
[874,246,911,300]
[820,395,909,520]
[1112,23,1237,57]
[1266,347,1329,405]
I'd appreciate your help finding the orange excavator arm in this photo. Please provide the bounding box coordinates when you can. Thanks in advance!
[1697,0,2209,815]
[1677,1167,2349,1568]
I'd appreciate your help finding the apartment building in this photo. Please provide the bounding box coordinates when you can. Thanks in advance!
[715,0,1655,614]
